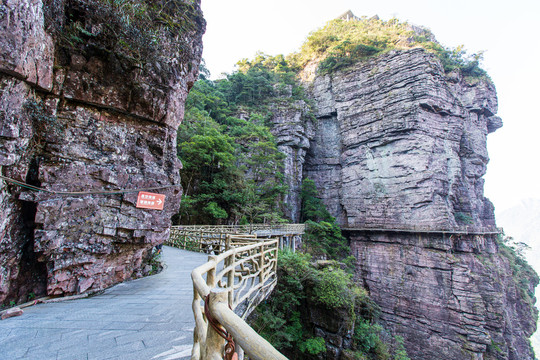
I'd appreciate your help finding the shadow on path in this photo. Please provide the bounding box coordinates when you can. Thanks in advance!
[0,246,207,360]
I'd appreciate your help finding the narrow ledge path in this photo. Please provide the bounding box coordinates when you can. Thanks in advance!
[0,247,207,360]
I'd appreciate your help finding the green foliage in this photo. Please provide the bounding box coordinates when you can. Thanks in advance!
[146,249,163,275]
[45,0,203,65]
[434,45,486,77]
[300,178,355,268]
[304,220,354,265]
[393,336,410,360]
[496,233,539,305]
[298,337,326,355]
[23,99,63,150]
[177,117,245,224]
[354,319,381,353]
[352,321,411,360]
[251,252,313,351]
[292,16,486,78]
[176,53,317,225]
[251,251,409,360]
[454,211,474,224]
[300,178,333,223]
[313,267,354,309]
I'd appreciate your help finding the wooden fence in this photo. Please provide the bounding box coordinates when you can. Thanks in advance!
[167,224,306,254]
[189,234,287,360]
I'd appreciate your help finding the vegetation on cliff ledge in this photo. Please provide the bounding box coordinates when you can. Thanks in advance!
[497,233,539,310]
[250,251,409,360]
[44,0,205,66]
[290,15,487,77]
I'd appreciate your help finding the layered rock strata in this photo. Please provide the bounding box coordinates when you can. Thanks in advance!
[304,48,502,231]
[0,0,204,303]
[291,48,537,359]
[269,100,313,221]
[350,231,537,360]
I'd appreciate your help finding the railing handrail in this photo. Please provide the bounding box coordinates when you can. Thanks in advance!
[171,223,306,235]
[190,235,287,360]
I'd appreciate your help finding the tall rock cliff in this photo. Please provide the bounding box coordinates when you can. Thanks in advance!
[304,48,501,231]
[269,99,313,221]
[295,48,537,359]
[0,0,204,303]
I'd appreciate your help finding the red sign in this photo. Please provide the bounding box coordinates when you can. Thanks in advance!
[136,192,165,210]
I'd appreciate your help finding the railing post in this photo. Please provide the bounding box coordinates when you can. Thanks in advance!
[225,234,231,251]
[204,290,228,360]
[207,256,217,288]
[274,241,278,273]
[227,248,235,308]
[259,243,265,284]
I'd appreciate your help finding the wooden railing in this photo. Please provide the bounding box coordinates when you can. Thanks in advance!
[190,235,287,360]
[167,224,305,254]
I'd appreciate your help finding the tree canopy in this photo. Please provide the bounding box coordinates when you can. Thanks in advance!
[175,55,308,225]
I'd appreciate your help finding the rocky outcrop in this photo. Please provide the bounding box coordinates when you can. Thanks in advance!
[297,48,537,359]
[0,0,204,303]
[304,48,500,231]
[351,232,537,360]
[269,100,313,221]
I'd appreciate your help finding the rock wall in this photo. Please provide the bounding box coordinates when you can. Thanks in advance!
[304,48,502,231]
[269,100,313,221]
[350,232,537,360]
[0,0,204,303]
[297,48,536,359]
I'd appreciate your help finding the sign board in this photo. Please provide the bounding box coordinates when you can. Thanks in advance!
[136,191,165,210]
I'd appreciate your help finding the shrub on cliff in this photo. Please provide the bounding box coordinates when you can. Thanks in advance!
[300,178,356,268]
[44,0,204,66]
[497,233,539,308]
[250,251,410,359]
[290,15,486,78]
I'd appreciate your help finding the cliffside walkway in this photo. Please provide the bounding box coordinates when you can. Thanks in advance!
[0,246,207,360]
[342,225,501,235]
[0,225,301,360]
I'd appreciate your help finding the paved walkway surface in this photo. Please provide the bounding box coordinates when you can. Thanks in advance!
[0,247,208,360]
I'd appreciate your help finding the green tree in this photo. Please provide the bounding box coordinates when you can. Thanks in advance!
[177,118,244,224]
[175,56,305,225]
[300,178,333,222]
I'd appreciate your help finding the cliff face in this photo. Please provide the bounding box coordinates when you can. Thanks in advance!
[351,232,537,360]
[269,100,313,221]
[289,48,536,359]
[304,48,501,231]
[0,0,204,303]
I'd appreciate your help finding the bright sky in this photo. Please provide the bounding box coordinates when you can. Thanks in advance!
[200,0,540,214]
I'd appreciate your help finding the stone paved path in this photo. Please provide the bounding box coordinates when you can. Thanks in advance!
[0,246,208,360]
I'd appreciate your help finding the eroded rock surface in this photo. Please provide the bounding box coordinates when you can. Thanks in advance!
[296,48,537,359]
[304,48,499,231]
[351,232,537,360]
[269,100,313,221]
[0,0,204,303]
